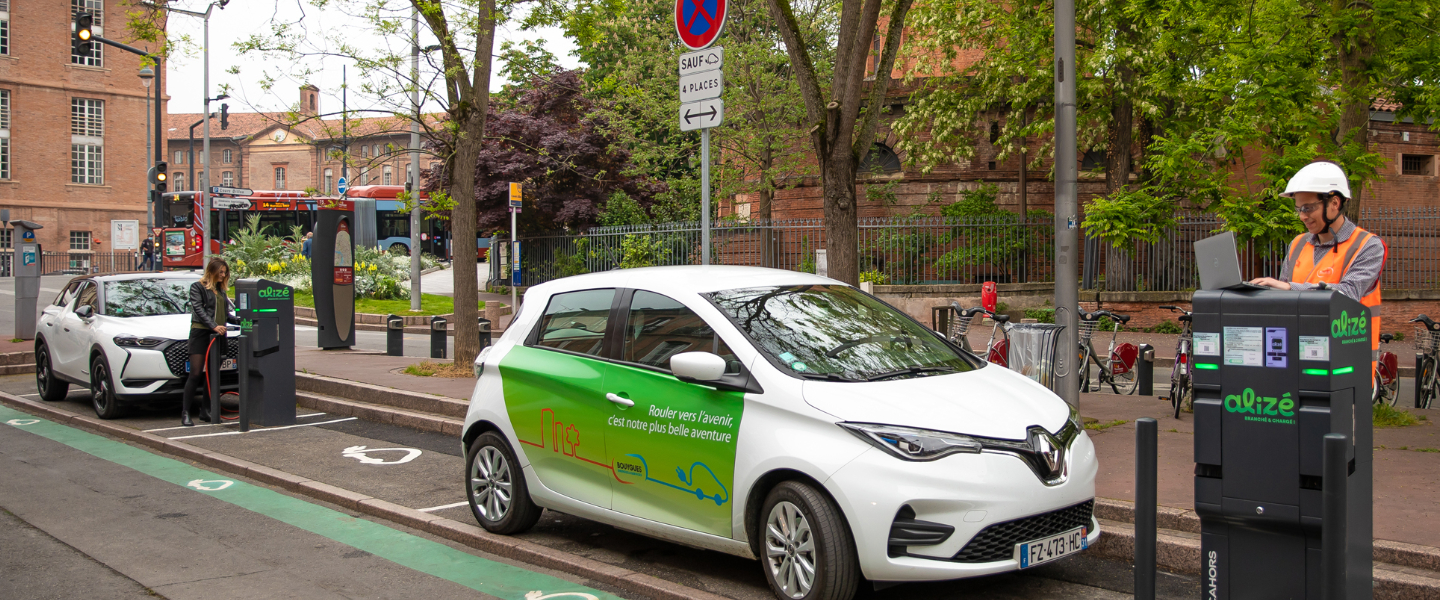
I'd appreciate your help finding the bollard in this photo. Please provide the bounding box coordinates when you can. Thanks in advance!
[478,317,492,351]
[237,333,250,433]
[430,316,448,359]
[1134,417,1158,600]
[386,314,404,357]
[1137,343,1154,396]
[1323,433,1349,600]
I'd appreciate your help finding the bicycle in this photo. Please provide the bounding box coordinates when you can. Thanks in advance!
[1077,310,1139,395]
[946,301,1010,366]
[1374,333,1399,407]
[1159,305,1194,418]
[1414,314,1440,409]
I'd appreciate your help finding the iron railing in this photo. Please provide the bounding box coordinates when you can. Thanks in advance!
[0,251,141,277]
[497,207,1440,291]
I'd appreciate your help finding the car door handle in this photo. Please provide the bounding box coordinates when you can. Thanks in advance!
[605,393,635,407]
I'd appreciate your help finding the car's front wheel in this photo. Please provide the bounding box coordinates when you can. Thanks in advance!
[466,431,541,535]
[90,355,122,419]
[35,343,69,402]
[760,481,858,600]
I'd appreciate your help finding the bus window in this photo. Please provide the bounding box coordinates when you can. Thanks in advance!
[379,214,410,241]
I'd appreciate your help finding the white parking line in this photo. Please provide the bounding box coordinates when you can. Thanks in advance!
[166,417,356,440]
[418,501,469,512]
[19,393,39,398]
[144,412,329,433]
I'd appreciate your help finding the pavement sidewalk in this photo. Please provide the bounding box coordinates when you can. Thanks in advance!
[295,346,475,400]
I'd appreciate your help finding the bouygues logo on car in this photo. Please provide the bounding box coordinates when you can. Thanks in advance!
[1224,388,1296,425]
[1331,309,1368,344]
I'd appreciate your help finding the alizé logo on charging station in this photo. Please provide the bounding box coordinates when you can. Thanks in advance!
[1332,309,1368,343]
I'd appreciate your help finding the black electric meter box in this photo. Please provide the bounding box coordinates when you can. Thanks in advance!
[1190,289,1372,600]
[312,202,356,349]
[235,278,296,426]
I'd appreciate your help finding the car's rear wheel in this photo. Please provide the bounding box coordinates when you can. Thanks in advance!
[466,431,541,535]
[760,481,858,600]
[35,343,68,402]
[90,356,122,419]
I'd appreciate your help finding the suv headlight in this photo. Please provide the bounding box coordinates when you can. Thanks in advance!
[113,335,168,348]
[839,422,982,461]
[473,346,493,378]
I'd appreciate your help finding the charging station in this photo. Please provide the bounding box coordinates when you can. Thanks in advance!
[235,278,296,426]
[312,201,355,349]
[1191,289,1372,599]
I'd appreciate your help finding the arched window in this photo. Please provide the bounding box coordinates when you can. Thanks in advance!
[173,173,185,191]
[860,143,902,174]
[383,165,393,185]
[361,145,369,158]
[989,121,1000,144]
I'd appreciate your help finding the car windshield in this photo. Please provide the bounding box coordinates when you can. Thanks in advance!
[104,279,193,317]
[705,285,977,381]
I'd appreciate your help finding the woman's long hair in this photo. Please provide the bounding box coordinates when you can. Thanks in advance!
[199,258,230,293]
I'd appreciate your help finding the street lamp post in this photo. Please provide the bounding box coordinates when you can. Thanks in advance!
[158,0,228,264]
[139,66,154,248]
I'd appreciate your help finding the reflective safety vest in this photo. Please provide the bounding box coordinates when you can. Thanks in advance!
[1285,226,1386,352]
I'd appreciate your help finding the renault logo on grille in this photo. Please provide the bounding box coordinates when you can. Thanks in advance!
[1028,427,1067,480]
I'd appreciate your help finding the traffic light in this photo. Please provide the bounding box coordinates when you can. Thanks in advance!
[150,162,168,193]
[73,12,94,56]
[219,104,229,131]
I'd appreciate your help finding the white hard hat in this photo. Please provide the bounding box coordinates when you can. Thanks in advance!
[1281,161,1351,199]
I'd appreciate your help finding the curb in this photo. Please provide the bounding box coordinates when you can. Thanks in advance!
[0,350,35,375]
[0,392,729,600]
[295,391,462,437]
[295,372,467,417]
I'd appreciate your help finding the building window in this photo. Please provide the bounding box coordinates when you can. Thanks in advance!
[274,166,285,189]
[988,121,1000,144]
[361,145,369,158]
[174,150,184,164]
[221,171,233,186]
[383,165,393,185]
[1402,154,1433,176]
[1,7,10,56]
[374,144,383,158]
[223,148,232,164]
[70,98,103,184]
[860,143,901,174]
[69,230,91,251]
[173,172,184,191]
[324,168,333,194]
[1081,149,1106,171]
[0,89,10,180]
[358,168,367,185]
[70,0,103,67]
[0,227,11,249]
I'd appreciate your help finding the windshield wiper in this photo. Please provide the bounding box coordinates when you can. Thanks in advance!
[863,366,959,382]
[793,372,860,382]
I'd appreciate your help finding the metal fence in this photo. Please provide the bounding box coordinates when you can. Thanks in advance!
[498,207,1440,291]
[0,251,141,277]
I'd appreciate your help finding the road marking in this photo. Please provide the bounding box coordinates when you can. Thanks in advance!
[167,417,357,440]
[418,501,470,512]
[0,404,621,599]
[186,479,235,491]
[19,393,39,398]
[144,412,329,433]
[343,445,422,465]
[6,418,39,426]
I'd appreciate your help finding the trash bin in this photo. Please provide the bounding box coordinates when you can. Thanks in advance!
[1006,323,1066,391]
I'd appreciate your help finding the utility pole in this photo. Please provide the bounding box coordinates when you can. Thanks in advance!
[1054,0,1080,406]
[409,7,422,311]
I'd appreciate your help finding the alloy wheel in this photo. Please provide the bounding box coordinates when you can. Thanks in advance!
[36,350,50,396]
[765,500,817,599]
[91,364,110,413]
[470,446,513,522]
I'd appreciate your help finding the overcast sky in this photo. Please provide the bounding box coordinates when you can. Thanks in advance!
[163,0,581,116]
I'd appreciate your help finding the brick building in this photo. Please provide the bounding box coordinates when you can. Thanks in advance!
[165,85,426,211]
[0,0,167,253]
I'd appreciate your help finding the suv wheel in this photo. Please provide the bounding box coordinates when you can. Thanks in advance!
[466,431,542,534]
[760,481,859,600]
[90,355,122,419]
[35,343,69,402]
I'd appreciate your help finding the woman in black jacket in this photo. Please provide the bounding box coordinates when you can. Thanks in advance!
[182,258,241,426]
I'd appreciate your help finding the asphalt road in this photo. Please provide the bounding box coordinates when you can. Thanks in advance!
[1,375,1201,600]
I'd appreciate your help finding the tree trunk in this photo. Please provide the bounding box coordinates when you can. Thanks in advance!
[448,0,497,367]
[1106,16,1135,195]
[756,144,776,268]
[1017,109,1028,283]
[1332,0,1374,220]
[820,156,859,284]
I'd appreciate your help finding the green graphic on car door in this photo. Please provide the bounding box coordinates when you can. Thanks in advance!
[500,344,614,509]
[604,360,745,537]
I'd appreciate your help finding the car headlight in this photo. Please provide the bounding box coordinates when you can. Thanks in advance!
[113,335,168,348]
[839,422,982,461]
[1069,402,1082,431]
[473,346,493,378]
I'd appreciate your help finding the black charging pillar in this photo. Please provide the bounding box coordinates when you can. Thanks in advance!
[1191,289,1372,600]
[235,278,296,426]
[312,201,356,349]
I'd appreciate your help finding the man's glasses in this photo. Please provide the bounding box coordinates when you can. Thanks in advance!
[1295,203,1324,215]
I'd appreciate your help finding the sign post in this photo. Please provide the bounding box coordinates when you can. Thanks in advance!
[509,182,522,311]
[675,0,727,265]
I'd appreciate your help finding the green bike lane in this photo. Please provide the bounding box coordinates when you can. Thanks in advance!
[0,403,627,600]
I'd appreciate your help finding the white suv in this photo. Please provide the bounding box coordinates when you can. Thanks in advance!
[34,273,239,418]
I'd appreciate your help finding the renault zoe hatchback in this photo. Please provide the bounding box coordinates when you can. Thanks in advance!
[460,266,1098,600]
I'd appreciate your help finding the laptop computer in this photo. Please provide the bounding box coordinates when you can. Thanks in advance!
[1195,231,1268,291]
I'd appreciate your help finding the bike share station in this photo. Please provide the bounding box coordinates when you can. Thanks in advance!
[1173,288,1373,599]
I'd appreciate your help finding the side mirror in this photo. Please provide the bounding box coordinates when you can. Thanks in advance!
[670,352,727,382]
[75,305,94,319]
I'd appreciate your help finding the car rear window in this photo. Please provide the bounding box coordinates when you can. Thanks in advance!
[104,279,193,317]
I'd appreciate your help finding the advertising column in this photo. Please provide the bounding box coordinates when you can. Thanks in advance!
[11,220,43,340]
[311,201,356,349]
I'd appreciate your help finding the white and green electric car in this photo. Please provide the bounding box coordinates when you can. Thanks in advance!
[461,266,1098,600]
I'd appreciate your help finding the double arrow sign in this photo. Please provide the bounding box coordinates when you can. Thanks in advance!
[678,47,723,132]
